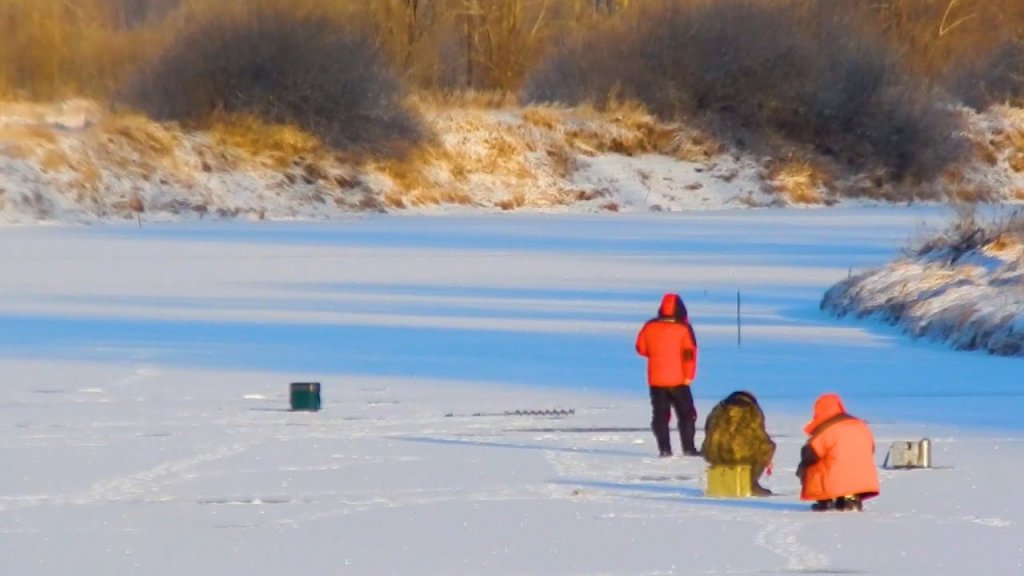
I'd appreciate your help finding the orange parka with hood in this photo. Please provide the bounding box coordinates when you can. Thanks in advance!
[798,393,880,502]
[635,293,698,387]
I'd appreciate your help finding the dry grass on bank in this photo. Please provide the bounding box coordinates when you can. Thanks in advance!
[5,0,1024,212]
[206,116,327,170]
[4,92,1024,222]
[4,97,701,218]
[0,99,384,221]
[766,158,833,205]
[374,97,715,210]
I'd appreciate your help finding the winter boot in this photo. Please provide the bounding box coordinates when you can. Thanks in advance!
[835,495,863,512]
[810,500,834,512]
[750,466,772,496]
[749,473,770,496]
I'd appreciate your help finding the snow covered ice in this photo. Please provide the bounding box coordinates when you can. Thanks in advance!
[1,208,1022,575]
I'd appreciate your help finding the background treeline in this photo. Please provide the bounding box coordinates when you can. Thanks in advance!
[4,0,1023,102]
[3,0,1024,174]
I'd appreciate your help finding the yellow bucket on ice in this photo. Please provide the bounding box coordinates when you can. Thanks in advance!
[704,464,752,498]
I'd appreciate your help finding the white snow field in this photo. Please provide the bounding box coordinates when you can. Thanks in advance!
[1,208,1022,575]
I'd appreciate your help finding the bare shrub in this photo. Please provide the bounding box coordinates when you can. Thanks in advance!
[911,203,984,259]
[110,0,183,30]
[7,0,1024,102]
[862,0,1024,80]
[987,210,1024,241]
[523,0,965,181]
[952,41,1024,110]
[911,204,1024,260]
[0,0,170,99]
[522,30,635,108]
[123,6,422,156]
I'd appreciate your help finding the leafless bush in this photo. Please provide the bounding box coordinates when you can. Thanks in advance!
[0,0,170,99]
[860,0,1024,81]
[911,204,1024,260]
[522,29,635,107]
[952,41,1024,111]
[109,0,183,30]
[123,6,422,155]
[523,0,965,181]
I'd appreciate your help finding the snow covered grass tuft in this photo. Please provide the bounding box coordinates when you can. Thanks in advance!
[910,205,1024,260]
[947,105,1024,202]
[822,207,1024,355]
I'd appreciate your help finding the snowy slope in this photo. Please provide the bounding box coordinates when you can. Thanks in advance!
[5,99,1024,223]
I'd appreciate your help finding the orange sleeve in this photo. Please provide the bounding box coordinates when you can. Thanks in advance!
[635,326,648,357]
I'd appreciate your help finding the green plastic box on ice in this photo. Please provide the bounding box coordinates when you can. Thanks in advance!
[290,382,321,411]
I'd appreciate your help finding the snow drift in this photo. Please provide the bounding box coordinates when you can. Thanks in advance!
[821,211,1024,356]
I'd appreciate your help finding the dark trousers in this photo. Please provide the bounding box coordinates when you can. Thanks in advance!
[649,385,697,455]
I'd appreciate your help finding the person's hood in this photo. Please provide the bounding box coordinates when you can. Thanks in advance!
[658,293,688,321]
[804,393,846,435]
[724,390,758,407]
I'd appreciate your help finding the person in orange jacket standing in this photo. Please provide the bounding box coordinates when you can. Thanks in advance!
[797,393,880,511]
[636,293,699,457]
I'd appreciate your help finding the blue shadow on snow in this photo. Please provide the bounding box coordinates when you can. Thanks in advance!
[551,479,809,512]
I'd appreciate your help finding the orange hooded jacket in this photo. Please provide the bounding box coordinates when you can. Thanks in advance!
[635,293,698,387]
[798,393,880,502]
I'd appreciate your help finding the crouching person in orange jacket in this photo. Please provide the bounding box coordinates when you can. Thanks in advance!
[797,393,880,511]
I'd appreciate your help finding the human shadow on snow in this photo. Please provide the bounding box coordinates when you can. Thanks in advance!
[554,478,809,512]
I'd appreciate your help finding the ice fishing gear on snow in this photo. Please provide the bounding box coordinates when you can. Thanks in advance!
[444,408,575,418]
[883,438,932,469]
[289,382,321,411]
